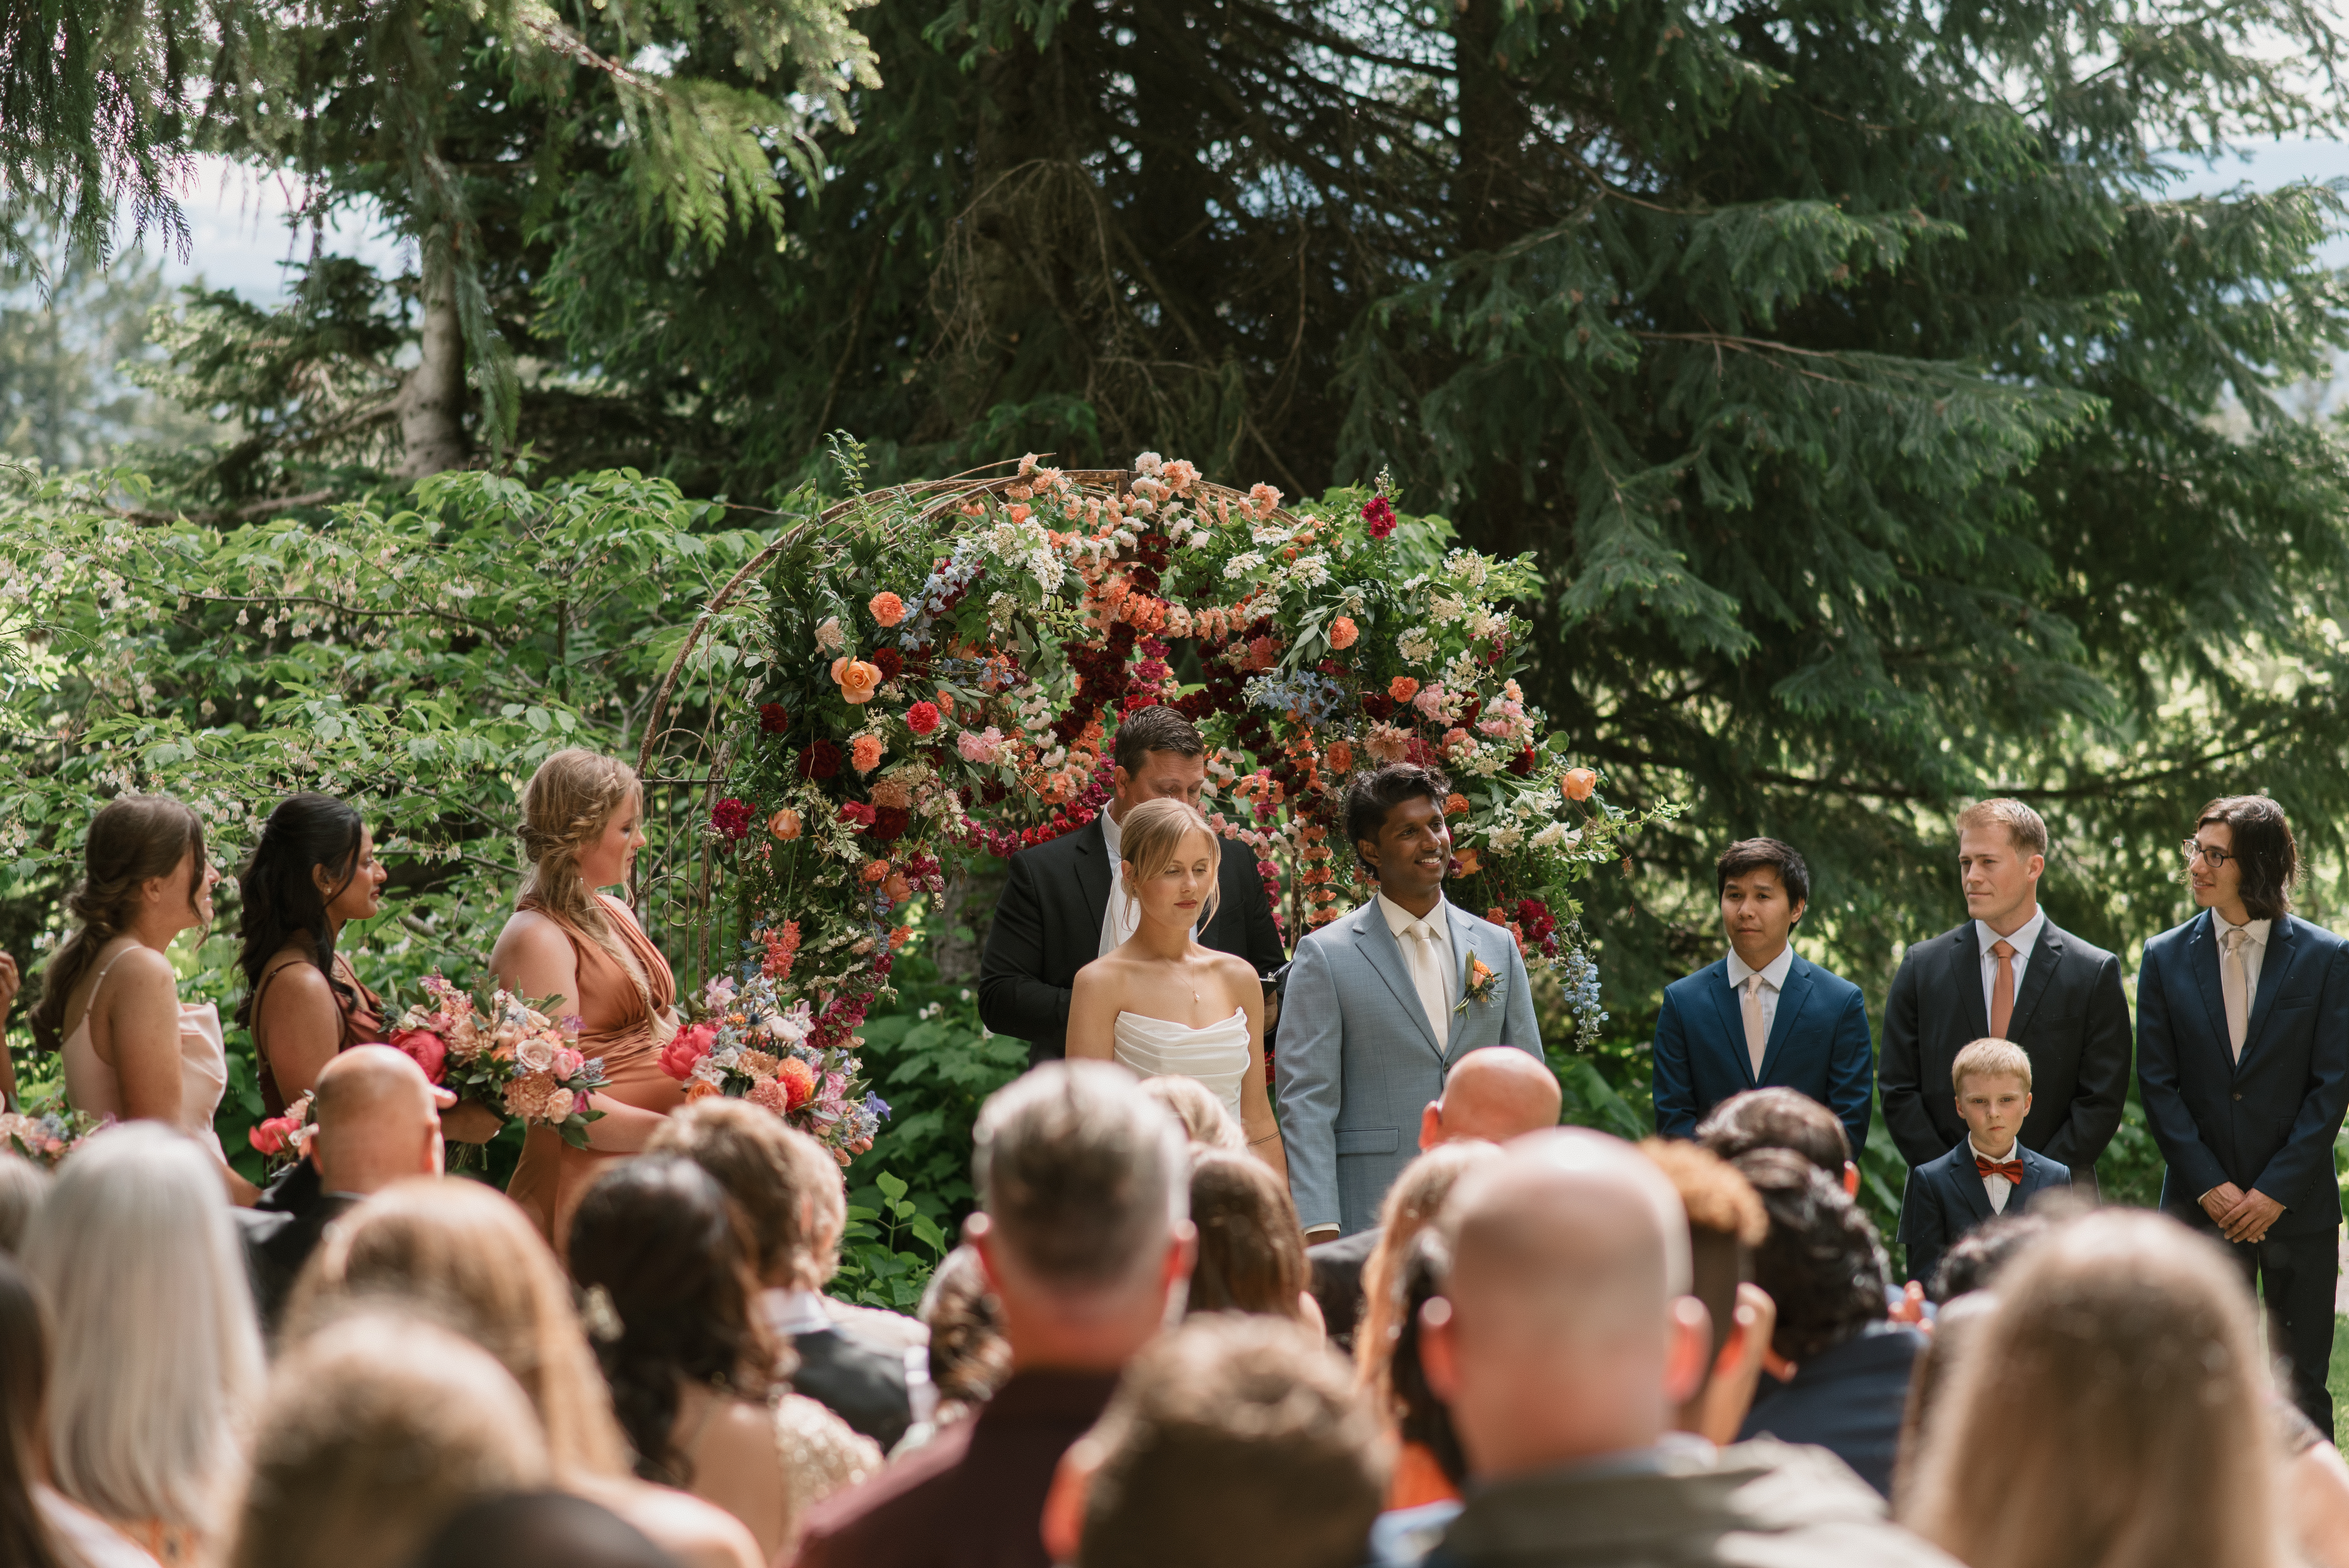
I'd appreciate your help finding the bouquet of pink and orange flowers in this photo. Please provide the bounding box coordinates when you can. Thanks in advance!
[389,973,613,1148]
[0,1095,107,1169]
[248,1090,316,1172]
[658,945,883,1165]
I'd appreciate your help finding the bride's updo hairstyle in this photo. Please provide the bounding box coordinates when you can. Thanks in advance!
[30,795,207,1051]
[1116,798,1222,928]
[517,749,645,991]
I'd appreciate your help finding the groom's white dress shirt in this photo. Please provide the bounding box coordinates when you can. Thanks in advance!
[1380,892,1456,1043]
[1096,803,1140,958]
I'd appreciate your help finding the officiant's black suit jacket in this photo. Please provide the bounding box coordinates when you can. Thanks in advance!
[978,813,1288,1067]
[1879,919,2132,1181]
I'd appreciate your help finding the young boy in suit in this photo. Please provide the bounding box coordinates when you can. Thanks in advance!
[1898,1038,2070,1294]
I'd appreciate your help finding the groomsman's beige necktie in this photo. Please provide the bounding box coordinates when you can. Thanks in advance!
[1406,926,1450,1046]
[1743,976,1768,1077]
[2221,927,2251,1062]
[1989,939,2017,1038]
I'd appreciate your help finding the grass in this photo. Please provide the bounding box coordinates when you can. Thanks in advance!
[2335,1316,2349,1450]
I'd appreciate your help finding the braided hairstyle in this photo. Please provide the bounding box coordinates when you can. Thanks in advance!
[233,793,364,1030]
[517,750,646,999]
[30,795,205,1052]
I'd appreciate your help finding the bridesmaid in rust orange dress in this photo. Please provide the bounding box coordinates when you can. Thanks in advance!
[491,748,686,1248]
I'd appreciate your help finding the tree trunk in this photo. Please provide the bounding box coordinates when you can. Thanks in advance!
[1453,0,1534,256]
[395,257,468,477]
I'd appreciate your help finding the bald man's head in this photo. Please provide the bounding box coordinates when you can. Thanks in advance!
[1421,1128,1707,1479]
[312,1046,442,1196]
[1419,1047,1562,1151]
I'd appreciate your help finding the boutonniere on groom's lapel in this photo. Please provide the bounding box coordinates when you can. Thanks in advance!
[1456,952,1499,1013]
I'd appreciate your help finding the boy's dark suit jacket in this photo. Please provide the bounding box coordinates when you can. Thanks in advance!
[976,812,1287,1067]
[1896,1140,2069,1292]
[1651,954,1874,1162]
[1879,918,2132,1183]
[2137,910,2349,1233]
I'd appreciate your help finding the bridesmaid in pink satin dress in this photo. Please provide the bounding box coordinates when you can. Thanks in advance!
[492,748,686,1250]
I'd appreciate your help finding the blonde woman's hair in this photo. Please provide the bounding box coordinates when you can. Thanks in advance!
[1353,1140,1503,1403]
[1903,1210,2288,1568]
[21,1124,264,1540]
[1117,798,1222,929]
[1141,1075,1245,1151]
[517,748,647,997]
[225,1313,549,1568]
[283,1177,631,1479]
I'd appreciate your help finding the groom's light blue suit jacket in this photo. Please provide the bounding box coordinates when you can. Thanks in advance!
[1277,897,1542,1235]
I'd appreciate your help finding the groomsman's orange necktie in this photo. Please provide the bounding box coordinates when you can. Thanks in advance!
[1990,939,2016,1038]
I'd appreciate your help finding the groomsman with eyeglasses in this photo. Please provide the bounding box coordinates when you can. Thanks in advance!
[1880,799,2133,1191]
[2137,796,2349,1431]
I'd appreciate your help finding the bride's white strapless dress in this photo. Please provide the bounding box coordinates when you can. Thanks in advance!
[1114,1009,1251,1124]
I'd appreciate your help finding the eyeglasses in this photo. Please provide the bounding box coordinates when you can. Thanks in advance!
[2180,839,2235,869]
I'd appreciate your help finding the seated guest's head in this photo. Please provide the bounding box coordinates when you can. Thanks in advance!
[567,1157,778,1486]
[1419,1048,1561,1151]
[1186,1150,1309,1322]
[921,1245,1011,1415]
[1893,1289,2003,1509]
[224,1314,549,1568]
[23,1124,264,1551]
[647,1098,845,1291]
[311,1044,444,1196]
[1420,1128,1710,1478]
[1950,1038,2032,1162]
[1141,1076,1244,1151]
[1930,1210,2056,1303]
[287,1176,631,1478]
[1904,1211,2283,1568]
[1697,1087,1857,1197]
[1044,1314,1386,1568]
[0,1154,44,1254]
[0,1254,55,1568]
[1730,1147,1887,1365]
[966,1062,1194,1372]
[410,1492,673,1568]
[1387,1230,1468,1495]
[1355,1141,1502,1399]
[1640,1139,1773,1440]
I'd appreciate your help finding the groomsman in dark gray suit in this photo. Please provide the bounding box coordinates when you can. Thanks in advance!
[1879,798,2133,1188]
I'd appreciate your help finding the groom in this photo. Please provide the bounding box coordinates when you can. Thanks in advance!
[1278,763,1542,1240]
[977,705,1287,1067]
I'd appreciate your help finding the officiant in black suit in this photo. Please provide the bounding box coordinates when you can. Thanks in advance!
[1879,798,2133,1188]
[978,705,1287,1067]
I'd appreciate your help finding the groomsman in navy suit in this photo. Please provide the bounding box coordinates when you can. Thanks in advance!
[2138,795,2349,1431]
[1652,839,1873,1160]
[1896,1038,2070,1293]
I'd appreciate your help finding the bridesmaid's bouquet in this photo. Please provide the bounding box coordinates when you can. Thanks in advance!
[391,973,613,1149]
[247,1090,317,1172]
[658,960,882,1163]
[0,1095,107,1170]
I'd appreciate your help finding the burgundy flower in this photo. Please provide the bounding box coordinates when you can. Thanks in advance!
[1362,693,1396,721]
[870,806,911,843]
[711,798,752,841]
[872,647,905,681]
[839,801,878,828]
[758,702,790,735]
[1363,495,1397,540]
[797,740,841,780]
[1508,745,1535,777]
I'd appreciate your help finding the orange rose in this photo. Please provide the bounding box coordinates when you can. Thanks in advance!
[1388,675,1420,703]
[769,808,802,841]
[868,591,905,626]
[889,925,914,950]
[1329,616,1358,650]
[685,1080,723,1101]
[1561,767,1599,802]
[883,873,913,903]
[1324,741,1354,773]
[1453,846,1482,875]
[832,657,882,704]
[1444,793,1470,817]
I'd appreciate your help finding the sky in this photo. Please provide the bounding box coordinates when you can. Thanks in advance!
[141,141,2349,307]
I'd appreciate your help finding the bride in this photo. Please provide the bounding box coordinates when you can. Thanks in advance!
[1067,798,1286,1178]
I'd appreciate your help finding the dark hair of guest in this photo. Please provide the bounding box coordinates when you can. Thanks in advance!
[1112,705,1207,775]
[1388,1230,1467,1490]
[0,1255,65,1568]
[2196,795,2297,921]
[1930,1211,2056,1304]
[1695,1086,1850,1175]
[1731,1147,1888,1364]
[1342,763,1453,871]
[410,1491,672,1568]
[234,793,366,1030]
[29,795,206,1052]
[1186,1151,1308,1321]
[1714,837,1809,907]
[565,1158,777,1488]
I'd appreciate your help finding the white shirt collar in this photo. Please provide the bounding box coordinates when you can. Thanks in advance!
[1725,943,1795,992]
[1099,801,1123,854]
[2214,911,2273,947]
[1975,906,2046,959]
[1378,891,1451,938]
[1967,1133,2021,1168]
[759,1286,833,1337]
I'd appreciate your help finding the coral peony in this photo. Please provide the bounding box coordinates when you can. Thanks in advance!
[769,807,802,841]
[868,591,906,626]
[758,702,790,735]
[934,688,957,715]
[777,1056,818,1111]
[386,1027,448,1085]
[711,797,752,841]
[1329,616,1358,650]
[1561,767,1599,802]
[1388,675,1420,703]
[832,657,882,704]
[659,1022,718,1081]
[1444,793,1471,817]
[748,1078,788,1112]
[851,735,885,773]
[1324,741,1354,773]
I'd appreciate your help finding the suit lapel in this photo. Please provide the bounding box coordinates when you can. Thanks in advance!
[1948,924,1991,1039]
[2185,912,2232,1066]
[1355,903,1445,1060]
[2239,916,2301,1068]
[2004,922,2064,1040]
[1072,815,1113,933]
[1949,1151,1996,1224]
[1704,962,1755,1087]
[1756,957,1814,1087]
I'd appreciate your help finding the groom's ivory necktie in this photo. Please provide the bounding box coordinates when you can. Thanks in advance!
[1989,939,2018,1038]
[1404,925,1451,1046]
[2222,926,2252,1062]
[1742,976,1769,1078]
